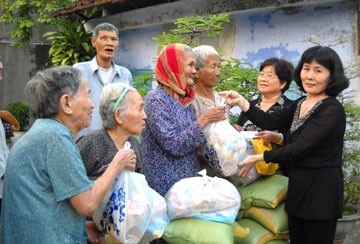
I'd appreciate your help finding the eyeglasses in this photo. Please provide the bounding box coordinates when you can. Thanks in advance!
[258,72,278,79]
[112,86,131,112]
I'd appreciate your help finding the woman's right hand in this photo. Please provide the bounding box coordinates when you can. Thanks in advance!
[197,106,226,128]
[112,149,137,172]
[218,91,249,111]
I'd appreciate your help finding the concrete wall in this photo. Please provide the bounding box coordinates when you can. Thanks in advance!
[88,0,360,102]
[0,21,52,108]
[0,0,359,108]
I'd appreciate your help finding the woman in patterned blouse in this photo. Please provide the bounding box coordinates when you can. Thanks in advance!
[141,43,226,196]
[221,46,349,244]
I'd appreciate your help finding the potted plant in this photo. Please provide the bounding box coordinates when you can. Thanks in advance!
[334,99,360,244]
[2,101,32,146]
[3,101,32,131]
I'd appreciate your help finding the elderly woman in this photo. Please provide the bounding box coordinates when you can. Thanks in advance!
[77,83,146,180]
[191,45,231,177]
[141,43,226,197]
[1,66,136,244]
[192,45,230,120]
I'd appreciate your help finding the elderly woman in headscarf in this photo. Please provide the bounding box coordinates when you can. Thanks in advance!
[141,43,226,197]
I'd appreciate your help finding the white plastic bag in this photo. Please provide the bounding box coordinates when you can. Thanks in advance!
[229,131,260,187]
[139,188,169,244]
[165,170,241,224]
[203,120,247,176]
[93,171,168,244]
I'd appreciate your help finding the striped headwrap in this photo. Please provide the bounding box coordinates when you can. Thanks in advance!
[154,43,195,108]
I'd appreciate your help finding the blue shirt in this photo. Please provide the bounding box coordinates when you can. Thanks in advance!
[74,57,133,137]
[141,87,207,196]
[1,119,93,244]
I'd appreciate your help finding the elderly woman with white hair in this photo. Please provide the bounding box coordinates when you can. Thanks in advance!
[192,45,230,120]
[192,45,230,177]
[1,66,137,244]
[77,83,146,180]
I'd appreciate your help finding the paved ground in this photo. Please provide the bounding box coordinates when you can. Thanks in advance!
[344,220,359,244]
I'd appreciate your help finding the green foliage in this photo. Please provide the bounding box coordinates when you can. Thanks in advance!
[216,58,258,100]
[342,100,360,206]
[43,21,95,65]
[133,71,153,98]
[0,0,99,47]
[153,13,230,48]
[3,101,32,130]
[216,58,259,124]
[342,203,358,216]
[0,0,74,47]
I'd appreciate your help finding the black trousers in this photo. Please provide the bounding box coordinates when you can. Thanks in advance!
[288,214,337,244]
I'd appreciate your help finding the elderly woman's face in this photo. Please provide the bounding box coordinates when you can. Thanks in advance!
[72,80,94,132]
[120,91,146,135]
[184,50,197,87]
[257,65,285,96]
[195,55,220,88]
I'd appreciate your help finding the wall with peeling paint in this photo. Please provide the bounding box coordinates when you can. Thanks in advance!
[0,0,358,107]
[104,0,359,102]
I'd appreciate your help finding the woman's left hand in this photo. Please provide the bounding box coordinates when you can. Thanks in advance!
[236,154,263,177]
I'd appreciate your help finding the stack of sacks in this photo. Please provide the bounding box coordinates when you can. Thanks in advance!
[162,170,250,243]
[235,174,290,244]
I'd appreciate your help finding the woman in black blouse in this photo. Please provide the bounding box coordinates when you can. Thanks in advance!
[221,46,349,243]
[235,57,294,134]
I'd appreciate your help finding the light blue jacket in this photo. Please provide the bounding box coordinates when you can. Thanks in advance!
[74,57,133,137]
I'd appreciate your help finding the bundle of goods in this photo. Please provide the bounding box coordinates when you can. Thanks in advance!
[162,170,250,243]
[202,121,248,177]
[93,170,169,244]
[235,174,290,244]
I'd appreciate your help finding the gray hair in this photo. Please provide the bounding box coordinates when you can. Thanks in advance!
[93,23,119,38]
[193,45,220,71]
[100,83,137,130]
[25,66,82,118]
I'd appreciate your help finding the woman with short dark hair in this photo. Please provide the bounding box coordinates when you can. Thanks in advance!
[221,46,349,243]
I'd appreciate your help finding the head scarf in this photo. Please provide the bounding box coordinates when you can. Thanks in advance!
[154,43,195,108]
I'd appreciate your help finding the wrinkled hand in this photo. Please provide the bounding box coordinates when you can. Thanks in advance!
[197,106,226,128]
[86,221,104,244]
[236,154,263,178]
[256,131,282,145]
[113,149,137,172]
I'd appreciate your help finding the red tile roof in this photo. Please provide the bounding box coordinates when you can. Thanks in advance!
[50,0,124,17]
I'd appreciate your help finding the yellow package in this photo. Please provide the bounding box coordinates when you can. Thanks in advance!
[251,138,279,175]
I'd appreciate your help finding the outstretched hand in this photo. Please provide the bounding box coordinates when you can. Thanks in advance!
[218,91,243,106]
[255,131,283,145]
[236,154,263,177]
